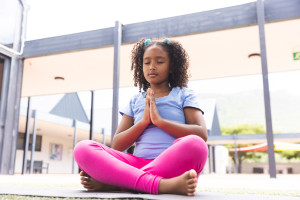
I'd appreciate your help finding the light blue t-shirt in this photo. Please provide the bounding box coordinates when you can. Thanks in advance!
[120,87,203,159]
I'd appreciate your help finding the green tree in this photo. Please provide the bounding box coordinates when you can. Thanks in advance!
[221,124,266,173]
[278,151,300,160]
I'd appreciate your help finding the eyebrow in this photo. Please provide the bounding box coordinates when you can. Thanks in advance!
[144,56,167,60]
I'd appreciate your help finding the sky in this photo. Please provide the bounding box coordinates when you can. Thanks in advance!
[24,0,255,40]
[0,0,21,44]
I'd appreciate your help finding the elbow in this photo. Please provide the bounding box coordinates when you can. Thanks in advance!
[111,135,119,150]
[111,135,126,151]
[194,124,208,142]
[200,128,208,142]
[202,133,208,142]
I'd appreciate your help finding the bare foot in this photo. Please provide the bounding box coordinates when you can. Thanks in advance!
[158,169,198,196]
[80,171,120,192]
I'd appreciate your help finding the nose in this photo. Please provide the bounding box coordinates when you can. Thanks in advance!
[149,62,156,70]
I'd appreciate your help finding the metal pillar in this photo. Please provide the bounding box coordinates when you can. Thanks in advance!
[102,128,105,145]
[208,145,216,173]
[0,1,25,175]
[256,0,276,178]
[233,134,238,173]
[111,21,122,147]
[72,120,77,174]
[22,97,31,174]
[0,56,10,170]
[0,58,23,174]
[208,145,212,173]
[29,110,37,174]
[89,91,94,140]
[212,146,216,173]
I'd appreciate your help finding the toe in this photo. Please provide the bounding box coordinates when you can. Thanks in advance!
[189,169,197,178]
[80,170,90,177]
[187,191,195,196]
[85,186,95,191]
[187,178,198,185]
[80,170,88,176]
[188,187,196,193]
[188,183,197,189]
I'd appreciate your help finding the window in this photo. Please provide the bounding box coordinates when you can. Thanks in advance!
[17,132,42,152]
[253,167,264,173]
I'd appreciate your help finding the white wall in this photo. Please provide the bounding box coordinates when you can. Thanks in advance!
[242,162,300,174]
[214,145,229,174]
[202,145,230,174]
[15,134,79,174]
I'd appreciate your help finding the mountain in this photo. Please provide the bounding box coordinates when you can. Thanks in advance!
[198,90,300,133]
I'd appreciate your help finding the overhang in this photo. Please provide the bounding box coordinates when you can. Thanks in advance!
[21,0,300,97]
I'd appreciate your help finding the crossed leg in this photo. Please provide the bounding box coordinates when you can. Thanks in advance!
[74,135,208,195]
[80,171,120,191]
[142,135,208,195]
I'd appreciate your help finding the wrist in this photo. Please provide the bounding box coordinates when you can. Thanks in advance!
[139,118,150,128]
[153,117,164,127]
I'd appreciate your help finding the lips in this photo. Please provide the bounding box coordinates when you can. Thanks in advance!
[148,73,158,78]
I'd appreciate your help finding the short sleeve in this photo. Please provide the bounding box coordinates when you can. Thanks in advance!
[119,94,138,117]
[183,88,204,115]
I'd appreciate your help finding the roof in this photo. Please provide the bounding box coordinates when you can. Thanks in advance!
[50,93,89,123]
[20,0,300,97]
[229,142,300,152]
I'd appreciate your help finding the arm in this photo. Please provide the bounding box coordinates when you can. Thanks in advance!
[112,96,151,151]
[155,107,208,142]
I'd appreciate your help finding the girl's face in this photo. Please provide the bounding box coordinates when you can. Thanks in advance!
[143,44,171,87]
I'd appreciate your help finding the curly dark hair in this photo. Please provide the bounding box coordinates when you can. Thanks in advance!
[131,38,190,92]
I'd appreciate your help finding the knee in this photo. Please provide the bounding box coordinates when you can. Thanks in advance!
[74,140,90,153]
[73,140,95,163]
[179,135,208,158]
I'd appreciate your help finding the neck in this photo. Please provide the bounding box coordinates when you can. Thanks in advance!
[149,84,171,98]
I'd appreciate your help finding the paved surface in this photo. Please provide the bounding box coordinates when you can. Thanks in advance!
[0,173,299,199]
[1,186,300,200]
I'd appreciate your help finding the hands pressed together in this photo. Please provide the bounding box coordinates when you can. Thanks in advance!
[142,88,163,126]
[113,87,207,151]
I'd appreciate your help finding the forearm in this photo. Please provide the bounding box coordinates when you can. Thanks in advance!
[112,120,148,151]
[156,119,208,141]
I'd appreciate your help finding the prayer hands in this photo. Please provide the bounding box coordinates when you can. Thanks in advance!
[142,88,162,126]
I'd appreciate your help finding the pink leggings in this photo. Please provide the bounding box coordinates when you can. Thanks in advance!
[73,135,208,194]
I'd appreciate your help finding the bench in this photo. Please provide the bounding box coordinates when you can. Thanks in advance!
[27,160,49,174]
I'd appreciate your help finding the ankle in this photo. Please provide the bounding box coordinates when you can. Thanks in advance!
[158,178,172,194]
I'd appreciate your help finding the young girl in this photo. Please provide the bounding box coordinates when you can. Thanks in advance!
[74,38,208,196]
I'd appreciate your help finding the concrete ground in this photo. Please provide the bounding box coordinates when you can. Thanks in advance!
[0,173,299,199]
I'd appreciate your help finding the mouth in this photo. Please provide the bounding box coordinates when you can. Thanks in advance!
[148,73,158,78]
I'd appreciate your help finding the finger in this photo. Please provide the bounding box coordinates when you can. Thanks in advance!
[146,94,150,105]
[147,88,151,96]
[150,90,155,104]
